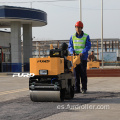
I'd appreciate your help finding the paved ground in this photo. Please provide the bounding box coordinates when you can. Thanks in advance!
[0,76,120,120]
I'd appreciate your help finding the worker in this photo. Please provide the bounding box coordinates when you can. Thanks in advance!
[88,50,97,61]
[68,21,91,94]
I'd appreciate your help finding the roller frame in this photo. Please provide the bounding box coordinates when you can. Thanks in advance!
[29,72,75,102]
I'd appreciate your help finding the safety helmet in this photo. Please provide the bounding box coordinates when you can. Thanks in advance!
[75,21,83,28]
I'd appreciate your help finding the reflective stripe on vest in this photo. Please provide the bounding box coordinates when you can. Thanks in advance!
[72,33,88,54]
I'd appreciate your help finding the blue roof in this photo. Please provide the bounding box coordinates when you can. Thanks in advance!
[0,6,47,27]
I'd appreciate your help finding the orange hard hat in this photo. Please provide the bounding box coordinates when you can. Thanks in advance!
[75,21,83,28]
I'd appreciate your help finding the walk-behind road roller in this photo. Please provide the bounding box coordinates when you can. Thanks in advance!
[29,43,81,102]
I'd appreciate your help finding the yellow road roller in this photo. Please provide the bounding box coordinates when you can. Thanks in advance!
[29,43,81,102]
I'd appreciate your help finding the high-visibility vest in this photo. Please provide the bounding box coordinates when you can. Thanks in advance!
[72,33,88,54]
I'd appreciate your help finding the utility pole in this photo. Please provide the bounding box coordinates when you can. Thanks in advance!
[101,0,104,68]
[79,0,82,21]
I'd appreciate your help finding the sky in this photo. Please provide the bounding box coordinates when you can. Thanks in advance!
[0,0,120,41]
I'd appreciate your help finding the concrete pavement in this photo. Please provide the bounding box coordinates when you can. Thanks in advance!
[0,76,120,120]
[42,77,120,120]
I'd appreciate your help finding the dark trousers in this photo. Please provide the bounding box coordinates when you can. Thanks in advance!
[74,60,87,91]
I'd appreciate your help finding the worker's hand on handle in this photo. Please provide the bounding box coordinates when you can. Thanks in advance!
[73,51,77,56]
[79,53,83,57]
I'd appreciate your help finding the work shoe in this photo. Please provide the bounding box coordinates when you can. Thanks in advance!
[82,89,87,94]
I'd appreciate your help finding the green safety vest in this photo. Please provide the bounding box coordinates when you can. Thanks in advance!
[72,33,88,54]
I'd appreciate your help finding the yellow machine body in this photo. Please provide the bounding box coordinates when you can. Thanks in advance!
[29,55,81,102]
[30,57,64,76]
[67,55,81,72]
[73,55,81,68]
[87,61,100,69]
[30,55,81,76]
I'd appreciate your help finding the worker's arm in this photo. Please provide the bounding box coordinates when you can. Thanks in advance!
[81,35,91,55]
[68,36,74,55]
